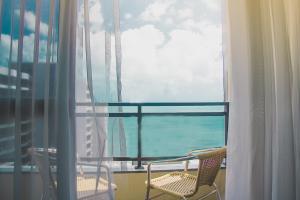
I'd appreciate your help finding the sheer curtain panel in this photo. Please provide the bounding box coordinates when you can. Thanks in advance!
[225,0,300,199]
[0,0,77,199]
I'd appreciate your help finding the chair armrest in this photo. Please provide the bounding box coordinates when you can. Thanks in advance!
[77,161,108,168]
[99,164,113,184]
[150,156,197,165]
[189,147,223,155]
[146,156,197,186]
[185,147,225,170]
[77,162,113,184]
[77,162,112,176]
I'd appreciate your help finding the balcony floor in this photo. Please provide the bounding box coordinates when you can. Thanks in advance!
[0,168,225,200]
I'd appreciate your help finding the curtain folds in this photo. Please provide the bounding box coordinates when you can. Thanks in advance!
[13,0,26,199]
[0,0,3,40]
[112,0,127,170]
[225,0,300,199]
[75,0,116,199]
[56,0,77,199]
[0,0,77,199]
[0,0,121,198]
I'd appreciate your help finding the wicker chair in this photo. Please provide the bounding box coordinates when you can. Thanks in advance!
[28,148,117,200]
[145,147,226,200]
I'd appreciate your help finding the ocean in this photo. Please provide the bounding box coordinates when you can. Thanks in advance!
[108,115,225,157]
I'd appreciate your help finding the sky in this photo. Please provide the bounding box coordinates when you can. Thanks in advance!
[0,0,224,102]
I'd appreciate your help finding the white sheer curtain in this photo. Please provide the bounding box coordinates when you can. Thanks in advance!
[75,0,118,199]
[0,0,77,199]
[225,0,300,199]
[56,0,77,199]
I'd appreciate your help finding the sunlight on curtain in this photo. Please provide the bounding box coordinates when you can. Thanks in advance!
[225,0,300,199]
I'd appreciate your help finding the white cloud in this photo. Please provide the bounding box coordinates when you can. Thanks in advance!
[165,18,174,25]
[77,0,105,33]
[0,33,53,66]
[24,11,49,36]
[140,0,175,22]
[14,10,49,36]
[205,0,221,12]
[125,13,132,19]
[177,8,193,19]
[89,0,104,32]
[0,34,13,66]
[120,23,223,102]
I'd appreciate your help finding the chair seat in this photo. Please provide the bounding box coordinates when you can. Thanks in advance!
[146,172,197,197]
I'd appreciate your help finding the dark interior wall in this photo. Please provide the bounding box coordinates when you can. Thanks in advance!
[0,173,43,200]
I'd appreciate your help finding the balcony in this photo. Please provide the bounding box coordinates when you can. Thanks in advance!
[0,0,229,198]
[0,100,228,200]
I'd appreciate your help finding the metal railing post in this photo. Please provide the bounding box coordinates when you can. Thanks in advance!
[135,105,143,169]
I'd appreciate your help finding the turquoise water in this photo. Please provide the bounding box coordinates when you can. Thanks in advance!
[108,116,225,157]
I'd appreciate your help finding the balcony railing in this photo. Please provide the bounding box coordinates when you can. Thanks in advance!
[76,102,229,169]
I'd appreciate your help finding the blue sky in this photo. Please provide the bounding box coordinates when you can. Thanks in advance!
[0,0,224,102]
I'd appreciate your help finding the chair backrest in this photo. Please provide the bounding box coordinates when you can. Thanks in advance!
[195,147,226,189]
[28,148,57,199]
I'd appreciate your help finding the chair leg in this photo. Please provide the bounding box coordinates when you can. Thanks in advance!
[213,182,222,200]
[145,185,150,200]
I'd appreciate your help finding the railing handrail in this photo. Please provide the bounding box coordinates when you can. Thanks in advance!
[76,101,229,107]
